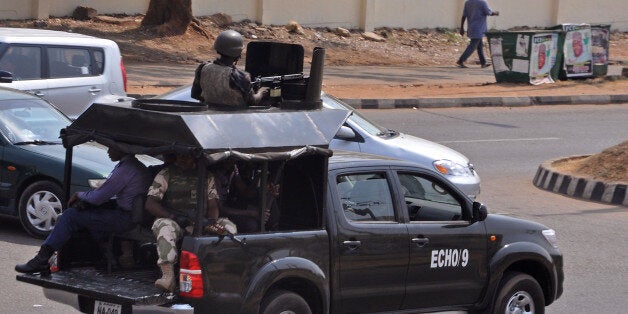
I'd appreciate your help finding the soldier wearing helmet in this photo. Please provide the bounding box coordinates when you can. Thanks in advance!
[191,30,267,107]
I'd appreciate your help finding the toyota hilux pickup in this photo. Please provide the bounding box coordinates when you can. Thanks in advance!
[16,43,562,314]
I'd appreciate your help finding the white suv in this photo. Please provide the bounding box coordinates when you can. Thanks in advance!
[0,28,129,118]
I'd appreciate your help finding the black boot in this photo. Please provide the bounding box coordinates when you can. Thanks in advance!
[15,245,54,273]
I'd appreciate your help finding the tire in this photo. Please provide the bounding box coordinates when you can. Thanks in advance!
[260,289,312,314]
[492,271,545,314]
[18,181,64,238]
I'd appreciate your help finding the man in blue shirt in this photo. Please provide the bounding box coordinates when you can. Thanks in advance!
[457,0,499,68]
[16,147,151,273]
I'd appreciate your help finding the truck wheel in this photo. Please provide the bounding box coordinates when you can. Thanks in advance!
[18,181,64,238]
[492,271,545,314]
[260,289,311,314]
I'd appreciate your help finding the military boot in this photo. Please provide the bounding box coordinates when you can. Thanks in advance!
[15,244,55,273]
[155,262,175,292]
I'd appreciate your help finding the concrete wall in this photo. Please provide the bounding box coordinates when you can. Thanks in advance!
[193,0,258,22]
[47,0,149,17]
[1,0,626,31]
[259,0,362,28]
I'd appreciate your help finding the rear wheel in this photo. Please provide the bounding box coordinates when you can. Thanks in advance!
[18,181,64,238]
[260,289,311,314]
[492,271,545,314]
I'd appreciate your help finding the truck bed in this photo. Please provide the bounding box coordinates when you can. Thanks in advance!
[16,267,171,306]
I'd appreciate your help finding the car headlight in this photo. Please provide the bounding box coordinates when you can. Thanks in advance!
[433,160,474,177]
[88,179,106,189]
[542,229,559,249]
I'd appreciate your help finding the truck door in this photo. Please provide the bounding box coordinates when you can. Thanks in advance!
[331,170,409,313]
[395,171,488,309]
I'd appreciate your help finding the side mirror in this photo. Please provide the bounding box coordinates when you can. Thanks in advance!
[335,125,356,140]
[0,70,14,83]
[472,201,488,222]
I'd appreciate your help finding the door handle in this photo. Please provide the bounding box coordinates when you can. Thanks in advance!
[32,91,44,97]
[88,87,102,93]
[342,240,361,250]
[411,237,429,247]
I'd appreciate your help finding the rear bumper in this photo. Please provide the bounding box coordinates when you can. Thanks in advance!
[43,288,194,314]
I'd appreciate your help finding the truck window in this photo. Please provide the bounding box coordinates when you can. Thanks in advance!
[398,173,463,221]
[337,172,395,222]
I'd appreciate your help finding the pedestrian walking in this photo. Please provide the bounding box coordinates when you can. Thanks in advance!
[457,0,499,68]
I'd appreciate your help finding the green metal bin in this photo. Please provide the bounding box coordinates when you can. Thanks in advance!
[548,23,610,78]
[487,30,564,84]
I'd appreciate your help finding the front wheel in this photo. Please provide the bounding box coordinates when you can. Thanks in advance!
[492,271,545,314]
[260,289,311,314]
[18,181,64,238]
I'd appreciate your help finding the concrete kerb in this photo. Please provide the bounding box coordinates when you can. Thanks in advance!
[128,93,628,108]
[533,157,628,206]
[339,94,627,109]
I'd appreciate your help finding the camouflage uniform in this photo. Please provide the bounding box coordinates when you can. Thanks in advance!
[148,166,219,265]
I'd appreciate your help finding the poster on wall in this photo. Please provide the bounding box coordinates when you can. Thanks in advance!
[529,33,557,85]
[562,24,592,77]
[591,26,610,66]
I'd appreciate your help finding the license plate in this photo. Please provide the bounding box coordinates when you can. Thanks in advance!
[94,300,122,314]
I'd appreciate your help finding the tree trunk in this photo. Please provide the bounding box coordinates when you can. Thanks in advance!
[141,0,193,35]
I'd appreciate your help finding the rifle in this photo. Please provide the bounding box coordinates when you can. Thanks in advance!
[261,161,285,231]
[252,73,306,104]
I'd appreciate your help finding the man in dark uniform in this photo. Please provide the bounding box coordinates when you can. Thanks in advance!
[15,147,151,273]
[191,30,266,107]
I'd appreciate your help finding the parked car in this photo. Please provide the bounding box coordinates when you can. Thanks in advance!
[0,86,118,237]
[0,27,130,119]
[156,85,481,198]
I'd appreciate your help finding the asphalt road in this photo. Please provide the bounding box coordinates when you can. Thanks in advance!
[3,104,627,313]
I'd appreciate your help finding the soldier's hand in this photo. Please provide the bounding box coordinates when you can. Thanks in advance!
[263,209,271,223]
[459,29,465,36]
[205,221,227,235]
[68,192,79,207]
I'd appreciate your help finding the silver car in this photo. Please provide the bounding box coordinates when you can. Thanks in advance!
[155,85,481,198]
[0,28,130,119]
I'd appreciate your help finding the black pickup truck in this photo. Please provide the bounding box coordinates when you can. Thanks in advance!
[16,43,562,314]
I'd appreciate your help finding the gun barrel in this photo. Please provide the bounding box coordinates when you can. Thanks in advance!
[304,47,325,107]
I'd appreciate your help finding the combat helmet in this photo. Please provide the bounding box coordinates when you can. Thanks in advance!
[214,30,244,58]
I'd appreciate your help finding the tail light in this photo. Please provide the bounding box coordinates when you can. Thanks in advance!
[120,57,128,92]
[179,250,203,298]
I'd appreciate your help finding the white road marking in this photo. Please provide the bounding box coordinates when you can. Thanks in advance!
[440,137,560,144]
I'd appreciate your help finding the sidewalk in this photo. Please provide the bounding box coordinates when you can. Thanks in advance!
[125,62,628,108]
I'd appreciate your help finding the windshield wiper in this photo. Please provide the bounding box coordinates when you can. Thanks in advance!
[14,140,60,145]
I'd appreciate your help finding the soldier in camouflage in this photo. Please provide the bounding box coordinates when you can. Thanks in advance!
[145,153,221,292]
[191,30,267,107]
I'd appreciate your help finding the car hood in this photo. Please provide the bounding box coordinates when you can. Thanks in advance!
[367,131,470,165]
[18,143,115,177]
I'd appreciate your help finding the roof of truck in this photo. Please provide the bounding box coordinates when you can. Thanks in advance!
[62,101,350,157]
